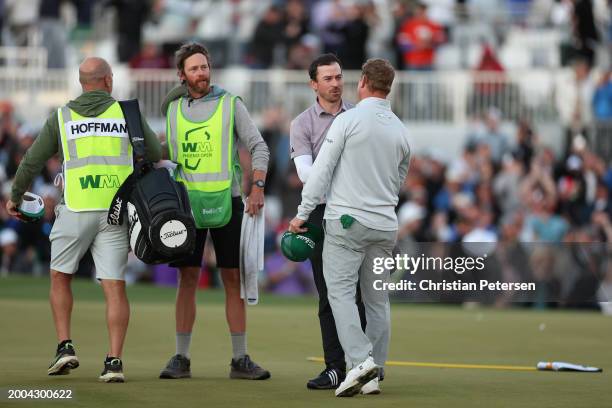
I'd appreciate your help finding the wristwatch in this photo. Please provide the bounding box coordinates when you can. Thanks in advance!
[253,179,265,188]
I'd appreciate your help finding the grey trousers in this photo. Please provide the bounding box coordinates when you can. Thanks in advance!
[323,219,396,369]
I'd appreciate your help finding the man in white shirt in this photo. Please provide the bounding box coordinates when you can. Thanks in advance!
[289,58,411,397]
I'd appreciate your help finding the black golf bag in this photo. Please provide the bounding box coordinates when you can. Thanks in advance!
[107,100,196,264]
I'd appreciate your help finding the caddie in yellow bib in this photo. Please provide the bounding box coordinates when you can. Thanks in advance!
[8,58,163,382]
[58,102,133,211]
[167,94,240,228]
[158,43,271,381]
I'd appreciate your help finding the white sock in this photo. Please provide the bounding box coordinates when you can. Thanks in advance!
[176,332,192,358]
[231,332,247,359]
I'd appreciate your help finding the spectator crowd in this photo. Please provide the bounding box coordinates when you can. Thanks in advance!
[1,0,610,70]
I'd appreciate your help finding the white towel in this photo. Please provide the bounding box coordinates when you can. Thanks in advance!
[239,204,264,305]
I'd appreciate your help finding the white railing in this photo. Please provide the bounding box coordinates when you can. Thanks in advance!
[0,68,560,125]
[0,47,48,70]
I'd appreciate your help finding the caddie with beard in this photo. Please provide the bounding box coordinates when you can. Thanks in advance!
[158,42,271,381]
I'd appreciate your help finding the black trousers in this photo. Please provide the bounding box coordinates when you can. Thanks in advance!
[308,204,367,372]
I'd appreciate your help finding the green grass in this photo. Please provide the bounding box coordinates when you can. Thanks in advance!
[1,277,610,408]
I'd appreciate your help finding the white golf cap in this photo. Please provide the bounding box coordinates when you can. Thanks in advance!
[18,192,45,221]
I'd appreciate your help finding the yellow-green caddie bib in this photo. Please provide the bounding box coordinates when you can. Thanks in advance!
[166,94,239,228]
[58,102,133,212]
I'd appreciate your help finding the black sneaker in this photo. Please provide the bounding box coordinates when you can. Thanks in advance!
[159,354,191,379]
[48,341,79,376]
[98,357,125,383]
[379,367,385,381]
[307,367,346,390]
[229,355,271,380]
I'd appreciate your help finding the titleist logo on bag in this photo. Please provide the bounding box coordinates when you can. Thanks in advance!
[159,220,188,248]
[108,198,123,226]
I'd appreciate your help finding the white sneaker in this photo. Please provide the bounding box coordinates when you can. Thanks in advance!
[335,357,379,397]
[360,378,381,395]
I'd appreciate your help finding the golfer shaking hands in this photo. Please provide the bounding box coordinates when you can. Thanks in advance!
[289,59,411,397]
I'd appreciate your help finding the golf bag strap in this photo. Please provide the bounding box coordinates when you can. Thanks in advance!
[107,100,149,225]
[119,99,147,162]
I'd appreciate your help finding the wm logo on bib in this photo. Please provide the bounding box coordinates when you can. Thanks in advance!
[182,126,214,159]
[79,174,121,189]
[182,142,213,154]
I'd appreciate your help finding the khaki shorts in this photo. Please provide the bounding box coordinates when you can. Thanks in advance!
[50,204,129,280]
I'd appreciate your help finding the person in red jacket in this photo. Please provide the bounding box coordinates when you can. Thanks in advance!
[396,2,445,70]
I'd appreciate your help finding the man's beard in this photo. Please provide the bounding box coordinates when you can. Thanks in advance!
[187,78,210,95]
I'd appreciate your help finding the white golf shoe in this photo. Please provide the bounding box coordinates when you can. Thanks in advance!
[360,377,381,395]
[335,357,379,397]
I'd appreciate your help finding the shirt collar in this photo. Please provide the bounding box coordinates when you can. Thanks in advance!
[314,98,350,117]
[357,97,390,109]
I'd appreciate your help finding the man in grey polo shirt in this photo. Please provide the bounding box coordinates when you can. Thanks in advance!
[290,53,367,390]
[289,59,411,397]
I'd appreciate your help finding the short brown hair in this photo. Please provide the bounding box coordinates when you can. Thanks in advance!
[361,58,395,95]
[309,53,342,81]
[175,42,211,72]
